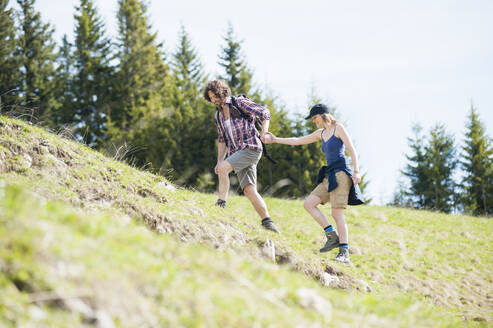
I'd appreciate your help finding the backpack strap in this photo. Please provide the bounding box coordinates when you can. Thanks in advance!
[215,110,228,148]
[230,96,251,121]
[231,96,277,164]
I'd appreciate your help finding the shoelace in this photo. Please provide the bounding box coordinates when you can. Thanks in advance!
[336,251,347,259]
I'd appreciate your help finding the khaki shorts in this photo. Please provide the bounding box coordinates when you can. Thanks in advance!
[226,148,262,190]
[311,171,352,209]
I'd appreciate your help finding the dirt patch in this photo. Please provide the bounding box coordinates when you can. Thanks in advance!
[324,265,354,289]
[75,186,115,203]
[256,239,299,267]
[120,201,246,249]
[252,239,356,290]
[137,187,167,204]
[368,270,385,283]
[0,126,73,174]
[292,261,355,290]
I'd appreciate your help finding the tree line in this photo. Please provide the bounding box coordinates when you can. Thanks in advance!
[0,0,370,199]
[391,106,493,217]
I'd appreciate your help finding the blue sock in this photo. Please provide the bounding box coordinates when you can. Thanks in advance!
[339,243,349,249]
[324,225,334,232]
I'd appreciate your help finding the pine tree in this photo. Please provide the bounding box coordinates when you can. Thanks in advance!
[72,0,113,146]
[461,106,493,216]
[168,24,204,164]
[54,35,75,127]
[401,123,457,212]
[16,0,59,126]
[424,124,457,212]
[110,0,169,131]
[401,123,430,208]
[0,0,19,110]
[218,23,254,96]
[172,24,205,101]
[103,0,171,173]
[154,25,216,187]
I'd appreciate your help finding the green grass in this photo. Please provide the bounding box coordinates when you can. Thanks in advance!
[1,116,492,327]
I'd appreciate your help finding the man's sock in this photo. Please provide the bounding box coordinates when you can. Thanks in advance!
[262,217,272,223]
[216,199,226,208]
[339,243,349,250]
[323,225,334,233]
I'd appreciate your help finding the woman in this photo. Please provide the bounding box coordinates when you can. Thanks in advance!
[265,104,363,263]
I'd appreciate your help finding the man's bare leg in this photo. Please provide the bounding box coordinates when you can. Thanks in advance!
[217,160,234,201]
[244,184,279,233]
[243,184,269,218]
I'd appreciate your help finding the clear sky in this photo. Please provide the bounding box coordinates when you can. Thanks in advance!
[25,0,493,204]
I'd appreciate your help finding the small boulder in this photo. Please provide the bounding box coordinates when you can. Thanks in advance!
[158,181,176,193]
[349,245,362,255]
[321,272,340,287]
[95,310,116,328]
[14,153,32,171]
[296,288,332,319]
[369,270,384,283]
[64,298,94,319]
[188,207,204,217]
[261,239,275,262]
[28,305,46,321]
[45,153,67,169]
[357,279,372,293]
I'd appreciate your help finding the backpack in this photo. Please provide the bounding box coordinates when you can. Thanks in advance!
[230,95,277,164]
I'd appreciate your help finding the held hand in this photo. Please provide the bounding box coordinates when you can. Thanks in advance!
[215,162,221,175]
[260,132,267,143]
[352,172,361,185]
[262,132,276,144]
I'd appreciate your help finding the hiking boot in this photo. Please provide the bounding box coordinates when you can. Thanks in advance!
[333,248,350,264]
[319,230,339,253]
[215,199,226,208]
[261,218,280,234]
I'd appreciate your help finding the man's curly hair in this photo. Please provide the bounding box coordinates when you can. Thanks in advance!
[203,80,231,103]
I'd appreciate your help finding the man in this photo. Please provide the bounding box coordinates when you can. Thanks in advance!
[203,80,280,233]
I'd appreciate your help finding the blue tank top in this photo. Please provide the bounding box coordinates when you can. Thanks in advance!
[321,126,346,166]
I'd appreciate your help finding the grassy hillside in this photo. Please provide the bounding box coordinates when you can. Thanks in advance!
[1,116,492,327]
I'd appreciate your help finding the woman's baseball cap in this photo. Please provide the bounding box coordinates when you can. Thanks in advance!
[305,103,330,119]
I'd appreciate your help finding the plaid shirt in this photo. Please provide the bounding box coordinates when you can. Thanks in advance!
[214,95,271,156]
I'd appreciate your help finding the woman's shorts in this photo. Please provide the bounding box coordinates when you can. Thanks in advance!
[310,171,352,209]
